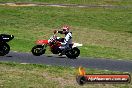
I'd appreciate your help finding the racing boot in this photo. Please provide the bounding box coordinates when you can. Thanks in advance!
[58,49,65,56]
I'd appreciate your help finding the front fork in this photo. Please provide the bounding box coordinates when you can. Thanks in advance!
[42,44,47,50]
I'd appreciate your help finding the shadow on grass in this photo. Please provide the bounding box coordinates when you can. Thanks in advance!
[125,31,132,33]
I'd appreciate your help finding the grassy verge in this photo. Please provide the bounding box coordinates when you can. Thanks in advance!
[0,6,132,60]
[0,0,132,6]
[0,62,131,88]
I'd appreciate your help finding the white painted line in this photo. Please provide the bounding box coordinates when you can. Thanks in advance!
[46,5,67,7]
[20,63,29,64]
[77,6,86,8]
[104,70,109,71]
[71,67,75,68]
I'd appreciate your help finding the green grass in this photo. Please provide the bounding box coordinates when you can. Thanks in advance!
[0,5,132,60]
[0,0,132,6]
[0,62,131,88]
[81,45,132,59]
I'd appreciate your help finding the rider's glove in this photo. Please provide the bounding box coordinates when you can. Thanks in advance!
[53,30,58,34]
[56,41,61,46]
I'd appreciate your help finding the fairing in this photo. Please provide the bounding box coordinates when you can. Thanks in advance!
[36,40,48,45]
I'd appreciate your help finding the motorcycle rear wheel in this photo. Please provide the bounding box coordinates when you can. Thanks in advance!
[0,42,10,56]
[31,45,46,56]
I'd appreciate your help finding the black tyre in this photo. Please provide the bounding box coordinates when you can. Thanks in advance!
[31,45,46,56]
[0,43,10,56]
[76,75,87,85]
[65,47,80,59]
[73,47,80,57]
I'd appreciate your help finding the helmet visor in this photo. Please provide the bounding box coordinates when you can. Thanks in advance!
[63,29,66,31]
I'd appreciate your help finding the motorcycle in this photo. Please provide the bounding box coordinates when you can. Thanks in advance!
[31,34,82,59]
[0,34,14,56]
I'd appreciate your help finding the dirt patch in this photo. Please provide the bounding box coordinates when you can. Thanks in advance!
[0,2,131,8]
[2,3,37,7]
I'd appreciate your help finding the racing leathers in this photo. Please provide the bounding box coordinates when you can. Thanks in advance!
[57,31,72,50]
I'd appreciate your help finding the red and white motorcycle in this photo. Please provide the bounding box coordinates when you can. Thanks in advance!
[31,34,82,59]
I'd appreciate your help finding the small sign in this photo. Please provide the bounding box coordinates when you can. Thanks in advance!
[76,67,131,85]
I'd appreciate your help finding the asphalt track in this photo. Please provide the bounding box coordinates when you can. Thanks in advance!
[0,52,132,72]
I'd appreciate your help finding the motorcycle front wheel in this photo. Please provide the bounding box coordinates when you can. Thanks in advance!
[0,42,10,56]
[65,47,80,59]
[31,45,46,56]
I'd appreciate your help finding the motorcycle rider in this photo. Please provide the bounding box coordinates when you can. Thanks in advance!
[54,26,72,56]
